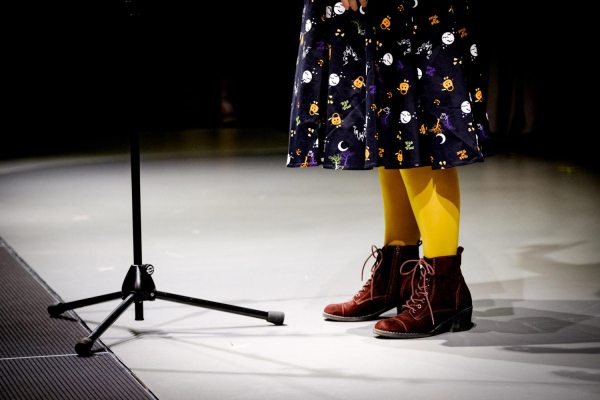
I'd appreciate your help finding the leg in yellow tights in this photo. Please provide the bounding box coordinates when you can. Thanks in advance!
[400,166,460,258]
[378,167,421,247]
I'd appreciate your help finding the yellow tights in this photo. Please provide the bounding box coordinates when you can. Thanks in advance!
[378,166,460,258]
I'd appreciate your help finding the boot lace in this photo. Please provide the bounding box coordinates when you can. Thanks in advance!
[399,258,435,325]
[355,245,384,301]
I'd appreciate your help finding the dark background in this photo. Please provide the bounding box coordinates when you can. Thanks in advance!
[3,1,584,169]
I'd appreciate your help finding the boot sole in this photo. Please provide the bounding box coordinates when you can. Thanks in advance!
[323,307,396,322]
[372,306,473,338]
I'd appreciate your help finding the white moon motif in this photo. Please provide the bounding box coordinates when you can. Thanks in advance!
[305,20,312,33]
[287,154,291,165]
[414,0,419,8]
[326,6,332,18]
[417,67,422,80]
[360,6,365,14]
[461,101,472,114]
[338,141,349,152]
[436,133,446,144]
[334,2,345,15]
[302,71,313,84]
[441,32,454,45]
[329,73,340,86]
[382,53,393,66]
[470,44,478,57]
[400,111,412,124]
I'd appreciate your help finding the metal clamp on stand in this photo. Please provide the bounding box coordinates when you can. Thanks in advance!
[122,264,156,321]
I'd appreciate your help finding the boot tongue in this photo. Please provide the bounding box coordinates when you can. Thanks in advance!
[399,259,436,324]
[371,247,394,290]
[424,253,461,276]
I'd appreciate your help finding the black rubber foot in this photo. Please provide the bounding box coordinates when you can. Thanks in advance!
[267,311,285,325]
[48,303,65,318]
[75,337,94,356]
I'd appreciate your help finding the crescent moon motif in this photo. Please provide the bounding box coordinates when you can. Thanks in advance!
[338,141,349,152]
[413,0,418,8]
[436,133,446,144]
[360,6,365,14]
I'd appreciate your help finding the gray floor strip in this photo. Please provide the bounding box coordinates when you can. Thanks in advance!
[0,237,157,399]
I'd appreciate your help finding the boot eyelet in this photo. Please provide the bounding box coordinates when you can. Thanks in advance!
[417,304,421,309]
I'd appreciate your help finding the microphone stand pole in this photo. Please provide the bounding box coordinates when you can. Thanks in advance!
[47,7,284,351]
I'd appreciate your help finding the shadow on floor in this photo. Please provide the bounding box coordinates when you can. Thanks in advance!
[346,242,600,362]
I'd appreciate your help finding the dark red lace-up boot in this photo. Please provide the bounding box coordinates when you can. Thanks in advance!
[373,246,473,338]
[323,243,420,321]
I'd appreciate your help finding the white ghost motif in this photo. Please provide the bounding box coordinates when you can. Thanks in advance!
[326,6,332,18]
[470,44,478,57]
[400,111,412,124]
[329,74,340,86]
[461,101,472,114]
[302,71,313,84]
[382,53,393,66]
[441,32,454,45]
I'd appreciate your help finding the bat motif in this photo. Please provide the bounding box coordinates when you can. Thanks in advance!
[441,113,455,131]
[397,39,412,55]
[416,41,433,59]
[342,45,359,66]
[353,124,367,141]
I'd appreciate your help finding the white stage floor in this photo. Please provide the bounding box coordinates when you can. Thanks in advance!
[1,151,598,399]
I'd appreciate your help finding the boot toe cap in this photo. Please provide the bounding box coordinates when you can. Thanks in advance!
[374,317,407,334]
[324,303,344,317]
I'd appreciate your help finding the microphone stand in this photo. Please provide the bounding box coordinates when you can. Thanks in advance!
[48,132,285,356]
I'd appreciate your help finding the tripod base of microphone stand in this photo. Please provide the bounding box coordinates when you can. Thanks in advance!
[49,264,285,356]
[267,311,285,325]
[75,338,95,356]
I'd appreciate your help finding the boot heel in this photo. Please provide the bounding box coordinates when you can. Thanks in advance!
[450,306,473,332]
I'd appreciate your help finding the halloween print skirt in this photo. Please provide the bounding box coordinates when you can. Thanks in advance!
[287,0,493,170]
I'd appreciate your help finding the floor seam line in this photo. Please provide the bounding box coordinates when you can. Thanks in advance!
[0,352,108,361]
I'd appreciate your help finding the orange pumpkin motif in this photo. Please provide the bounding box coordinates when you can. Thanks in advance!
[398,81,410,95]
[331,113,342,126]
[353,76,365,89]
[381,16,391,30]
[442,78,454,92]
[397,150,403,162]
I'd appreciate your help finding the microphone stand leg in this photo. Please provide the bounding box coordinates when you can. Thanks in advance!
[75,293,136,356]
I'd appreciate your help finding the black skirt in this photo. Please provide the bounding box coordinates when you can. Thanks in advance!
[287,0,493,170]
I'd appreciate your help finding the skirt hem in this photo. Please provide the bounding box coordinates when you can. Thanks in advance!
[286,153,493,171]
